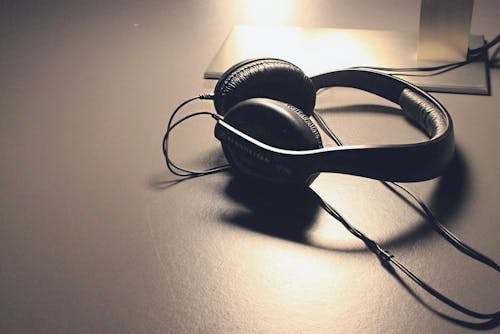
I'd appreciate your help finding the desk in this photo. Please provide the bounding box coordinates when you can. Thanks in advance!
[1,1,498,333]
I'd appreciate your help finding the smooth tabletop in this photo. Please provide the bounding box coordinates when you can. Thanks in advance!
[1,1,499,333]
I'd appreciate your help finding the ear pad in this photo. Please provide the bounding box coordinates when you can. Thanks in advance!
[219,98,323,184]
[214,58,316,116]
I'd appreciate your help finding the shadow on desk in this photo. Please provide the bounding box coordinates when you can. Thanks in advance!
[222,148,470,252]
[221,149,500,330]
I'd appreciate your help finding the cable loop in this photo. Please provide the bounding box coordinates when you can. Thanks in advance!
[162,95,229,178]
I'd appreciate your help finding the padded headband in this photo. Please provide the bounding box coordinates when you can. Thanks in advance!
[312,70,451,138]
[214,68,455,182]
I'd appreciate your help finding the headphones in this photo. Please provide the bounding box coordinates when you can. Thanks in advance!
[211,58,455,184]
[163,58,500,321]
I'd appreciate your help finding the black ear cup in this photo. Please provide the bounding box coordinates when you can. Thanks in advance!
[219,98,323,184]
[214,58,316,116]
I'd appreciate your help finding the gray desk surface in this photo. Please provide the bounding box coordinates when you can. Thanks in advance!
[1,1,499,333]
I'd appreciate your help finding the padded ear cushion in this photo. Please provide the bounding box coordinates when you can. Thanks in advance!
[220,98,323,183]
[214,58,316,116]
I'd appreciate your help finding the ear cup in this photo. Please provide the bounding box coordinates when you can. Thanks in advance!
[219,98,323,184]
[214,58,316,116]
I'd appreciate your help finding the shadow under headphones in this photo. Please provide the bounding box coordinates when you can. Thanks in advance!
[210,58,455,184]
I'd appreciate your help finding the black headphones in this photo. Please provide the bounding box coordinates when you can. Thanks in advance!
[211,58,455,184]
[163,58,500,321]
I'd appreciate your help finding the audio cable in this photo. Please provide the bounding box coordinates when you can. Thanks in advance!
[312,110,499,321]
[312,110,500,272]
[314,192,499,321]
[162,94,230,178]
[351,33,499,77]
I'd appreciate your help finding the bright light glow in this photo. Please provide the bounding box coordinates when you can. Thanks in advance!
[232,25,307,62]
[214,25,390,77]
[306,218,364,251]
[238,0,299,25]
[308,30,374,69]
[240,240,351,316]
